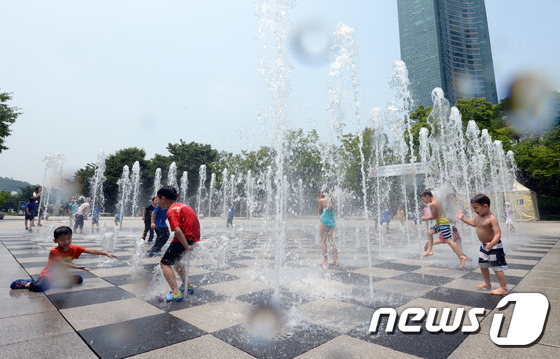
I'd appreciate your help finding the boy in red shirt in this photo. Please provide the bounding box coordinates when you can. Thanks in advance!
[156,186,200,302]
[10,226,118,292]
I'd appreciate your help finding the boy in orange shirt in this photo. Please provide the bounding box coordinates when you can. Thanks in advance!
[10,226,118,292]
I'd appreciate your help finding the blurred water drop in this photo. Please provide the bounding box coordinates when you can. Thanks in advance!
[508,73,557,135]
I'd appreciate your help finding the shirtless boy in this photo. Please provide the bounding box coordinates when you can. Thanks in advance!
[420,189,467,269]
[457,193,508,295]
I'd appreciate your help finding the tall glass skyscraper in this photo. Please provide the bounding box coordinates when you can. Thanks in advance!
[397,0,498,107]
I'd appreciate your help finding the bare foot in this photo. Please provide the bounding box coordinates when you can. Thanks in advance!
[459,256,467,269]
[490,288,508,296]
[422,251,433,257]
[318,260,328,265]
[476,283,491,290]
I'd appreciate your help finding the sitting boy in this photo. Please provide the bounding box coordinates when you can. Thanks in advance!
[10,226,118,292]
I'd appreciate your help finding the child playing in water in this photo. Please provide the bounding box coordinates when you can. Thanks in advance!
[431,224,470,261]
[505,202,516,232]
[157,186,199,302]
[10,226,117,292]
[318,189,338,266]
[420,189,467,269]
[457,193,508,295]
[147,197,170,257]
[25,197,37,231]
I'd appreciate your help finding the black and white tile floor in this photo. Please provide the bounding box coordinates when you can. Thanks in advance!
[0,218,558,358]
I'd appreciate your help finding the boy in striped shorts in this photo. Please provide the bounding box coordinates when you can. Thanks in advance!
[420,189,468,269]
[457,193,508,295]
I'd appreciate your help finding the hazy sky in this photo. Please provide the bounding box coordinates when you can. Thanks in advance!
[1,0,558,185]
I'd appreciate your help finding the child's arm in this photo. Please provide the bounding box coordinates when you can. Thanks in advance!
[172,227,194,251]
[456,210,475,227]
[142,208,146,221]
[62,262,92,271]
[486,215,502,250]
[83,248,118,259]
[151,211,156,229]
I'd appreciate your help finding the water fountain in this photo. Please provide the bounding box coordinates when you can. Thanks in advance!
[38,152,66,236]
[90,150,106,233]
[77,1,523,348]
[180,171,189,203]
[197,165,206,216]
[153,168,162,197]
[208,173,216,217]
[167,162,177,188]
[116,165,131,229]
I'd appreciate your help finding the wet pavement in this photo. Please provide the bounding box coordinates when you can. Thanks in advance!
[1,216,558,358]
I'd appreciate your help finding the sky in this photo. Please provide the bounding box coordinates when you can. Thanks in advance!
[1,0,559,186]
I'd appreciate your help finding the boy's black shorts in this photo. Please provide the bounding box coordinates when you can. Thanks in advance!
[161,241,193,266]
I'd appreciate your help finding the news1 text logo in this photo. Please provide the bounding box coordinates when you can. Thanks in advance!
[369,293,549,346]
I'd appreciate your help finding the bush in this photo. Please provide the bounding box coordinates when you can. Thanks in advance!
[537,195,560,220]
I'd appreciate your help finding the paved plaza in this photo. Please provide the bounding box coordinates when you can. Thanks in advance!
[0,215,559,358]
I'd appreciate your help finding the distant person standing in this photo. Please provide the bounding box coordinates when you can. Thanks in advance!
[397,206,405,225]
[68,199,79,226]
[25,197,37,232]
[91,203,102,232]
[74,200,91,234]
[318,189,338,266]
[148,198,170,257]
[226,203,234,228]
[142,198,156,242]
[114,202,123,226]
[505,202,516,232]
[380,208,391,233]
[33,186,43,226]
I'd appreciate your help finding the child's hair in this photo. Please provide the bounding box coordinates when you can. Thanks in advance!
[29,197,36,202]
[471,193,491,206]
[54,226,72,239]
[157,185,178,200]
[35,185,42,192]
[151,197,156,201]
[419,189,433,197]
[452,226,458,233]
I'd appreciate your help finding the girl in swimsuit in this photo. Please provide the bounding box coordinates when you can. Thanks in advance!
[318,189,338,266]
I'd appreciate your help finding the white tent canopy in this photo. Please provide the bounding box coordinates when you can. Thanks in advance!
[508,181,540,221]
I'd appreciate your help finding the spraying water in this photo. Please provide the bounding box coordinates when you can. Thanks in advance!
[256,0,295,301]
[180,171,189,203]
[130,161,141,220]
[167,162,177,189]
[116,166,131,229]
[209,173,216,217]
[90,151,106,233]
[153,168,162,198]
[197,165,206,216]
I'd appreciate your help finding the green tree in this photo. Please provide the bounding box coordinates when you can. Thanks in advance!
[0,91,22,153]
[0,191,10,209]
[73,164,96,197]
[104,147,148,210]
[166,140,219,198]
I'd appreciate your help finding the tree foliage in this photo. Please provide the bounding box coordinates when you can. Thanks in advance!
[0,91,22,153]
[67,93,560,219]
